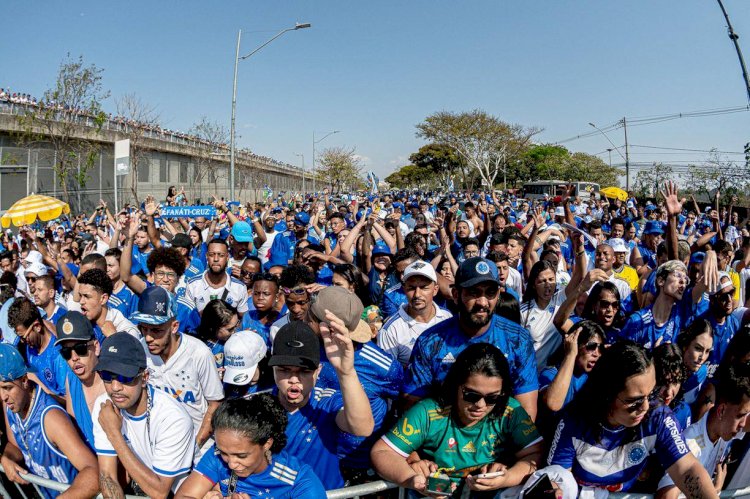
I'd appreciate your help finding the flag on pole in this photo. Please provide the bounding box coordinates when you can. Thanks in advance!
[368,171,379,194]
[448,176,455,192]
[263,185,273,200]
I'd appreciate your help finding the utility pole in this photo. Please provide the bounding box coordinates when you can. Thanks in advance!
[715,0,750,104]
[623,117,630,192]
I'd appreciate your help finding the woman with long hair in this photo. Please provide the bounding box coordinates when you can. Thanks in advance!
[331,263,371,307]
[175,394,325,498]
[548,341,716,495]
[195,299,240,369]
[675,319,713,406]
[371,343,543,496]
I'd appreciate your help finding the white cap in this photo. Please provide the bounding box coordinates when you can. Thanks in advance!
[627,201,635,208]
[554,207,565,217]
[402,260,437,283]
[24,262,48,277]
[607,238,628,253]
[223,331,268,386]
[710,272,735,296]
[24,250,43,265]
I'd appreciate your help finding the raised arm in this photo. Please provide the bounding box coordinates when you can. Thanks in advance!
[119,216,147,295]
[144,197,163,249]
[661,181,681,262]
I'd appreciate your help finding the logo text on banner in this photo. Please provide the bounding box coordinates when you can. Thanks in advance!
[160,206,217,219]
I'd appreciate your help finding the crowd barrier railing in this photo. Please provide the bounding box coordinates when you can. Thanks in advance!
[0,465,749,499]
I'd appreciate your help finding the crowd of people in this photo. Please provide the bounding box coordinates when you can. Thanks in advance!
[0,182,746,498]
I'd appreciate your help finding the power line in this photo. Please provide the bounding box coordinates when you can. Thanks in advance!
[630,144,744,154]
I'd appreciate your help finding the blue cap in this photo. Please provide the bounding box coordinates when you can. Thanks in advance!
[230,221,253,243]
[372,242,392,257]
[643,220,665,235]
[130,286,177,325]
[294,212,310,226]
[356,208,372,222]
[0,343,31,381]
[54,310,95,345]
[454,257,499,288]
[393,202,404,211]
[95,332,147,378]
[690,252,706,265]
[645,203,657,212]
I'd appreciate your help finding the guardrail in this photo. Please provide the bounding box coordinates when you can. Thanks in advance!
[0,466,748,499]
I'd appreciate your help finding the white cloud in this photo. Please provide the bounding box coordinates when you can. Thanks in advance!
[353,154,370,166]
[389,155,407,166]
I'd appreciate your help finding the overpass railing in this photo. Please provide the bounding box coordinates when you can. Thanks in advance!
[0,466,749,499]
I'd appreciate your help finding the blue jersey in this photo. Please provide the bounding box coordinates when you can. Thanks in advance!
[317,341,404,468]
[65,371,95,450]
[241,309,285,349]
[699,312,742,378]
[682,365,708,406]
[619,295,701,349]
[538,367,587,411]
[672,400,692,430]
[195,448,325,498]
[28,335,69,397]
[638,244,657,269]
[108,285,138,318]
[548,405,689,491]
[184,257,205,283]
[7,388,79,498]
[367,268,398,309]
[40,304,67,326]
[283,386,345,489]
[175,292,201,335]
[404,315,538,398]
[381,282,407,319]
[191,242,208,267]
[131,246,152,276]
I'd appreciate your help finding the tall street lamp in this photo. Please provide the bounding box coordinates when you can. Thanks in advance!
[312,130,340,193]
[589,122,628,190]
[229,22,311,202]
[294,153,305,192]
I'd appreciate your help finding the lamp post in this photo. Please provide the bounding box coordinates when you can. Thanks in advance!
[589,122,628,190]
[312,130,340,193]
[229,22,311,202]
[294,153,305,192]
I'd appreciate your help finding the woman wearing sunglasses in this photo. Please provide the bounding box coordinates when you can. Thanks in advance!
[538,321,605,431]
[547,341,716,496]
[371,343,544,496]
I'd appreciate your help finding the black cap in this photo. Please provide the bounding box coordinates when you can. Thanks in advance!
[171,233,192,249]
[54,311,95,345]
[269,321,320,370]
[454,257,499,288]
[95,332,146,377]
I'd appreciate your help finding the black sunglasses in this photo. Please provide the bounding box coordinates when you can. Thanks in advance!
[584,342,606,354]
[59,341,92,361]
[461,387,502,406]
[99,371,142,385]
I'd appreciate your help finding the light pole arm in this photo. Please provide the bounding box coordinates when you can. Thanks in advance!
[239,28,296,61]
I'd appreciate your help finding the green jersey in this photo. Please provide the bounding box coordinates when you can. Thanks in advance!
[382,397,541,477]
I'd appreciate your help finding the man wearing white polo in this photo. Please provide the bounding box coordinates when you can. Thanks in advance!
[378,260,452,366]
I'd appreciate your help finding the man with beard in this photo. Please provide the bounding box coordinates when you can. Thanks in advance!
[620,258,715,350]
[185,238,248,315]
[402,257,539,419]
[93,332,195,497]
[379,261,452,366]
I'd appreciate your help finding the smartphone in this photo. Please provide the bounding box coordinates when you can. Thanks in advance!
[476,471,505,479]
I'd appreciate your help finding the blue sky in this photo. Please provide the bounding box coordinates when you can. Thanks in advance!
[3,1,749,184]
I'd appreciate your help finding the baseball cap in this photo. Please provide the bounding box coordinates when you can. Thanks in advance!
[607,238,628,253]
[643,220,665,236]
[0,343,32,381]
[710,272,735,296]
[130,286,176,325]
[294,212,311,226]
[223,331,267,386]
[230,221,253,243]
[309,286,372,343]
[402,260,437,283]
[54,311,95,345]
[95,332,147,378]
[23,250,44,265]
[24,262,48,277]
[689,252,706,266]
[454,257,499,288]
[371,242,392,257]
[269,321,320,370]
[170,233,192,249]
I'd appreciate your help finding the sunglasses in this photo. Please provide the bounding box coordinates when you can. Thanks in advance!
[617,394,649,413]
[99,371,142,385]
[282,286,307,296]
[584,342,605,354]
[598,300,619,310]
[461,387,502,406]
[59,341,92,361]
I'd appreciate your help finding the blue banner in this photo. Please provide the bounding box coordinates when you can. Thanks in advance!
[161,205,217,219]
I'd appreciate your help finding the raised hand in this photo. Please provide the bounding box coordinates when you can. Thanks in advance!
[144,196,159,217]
[660,181,682,218]
[319,309,354,376]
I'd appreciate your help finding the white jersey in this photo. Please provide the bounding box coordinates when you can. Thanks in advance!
[144,334,224,437]
[586,273,632,302]
[269,314,291,344]
[506,267,523,298]
[105,307,140,339]
[658,412,740,490]
[520,289,567,373]
[378,304,452,366]
[185,272,249,314]
[92,386,196,492]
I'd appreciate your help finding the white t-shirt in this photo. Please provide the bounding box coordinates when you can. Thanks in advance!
[269,314,290,344]
[105,307,140,339]
[506,267,523,298]
[658,412,740,490]
[144,334,224,437]
[378,303,452,366]
[185,272,249,314]
[587,273,632,302]
[92,386,196,492]
[520,289,567,373]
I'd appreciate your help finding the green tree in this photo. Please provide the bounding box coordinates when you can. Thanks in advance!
[384,164,433,189]
[16,54,110,207]
[634,163,673,198]
[315,146,363,194]
[409,143,464,189]
[189,117,229,200]
[416,109,541,189]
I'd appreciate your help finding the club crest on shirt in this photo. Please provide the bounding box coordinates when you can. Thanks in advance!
[626,443,647,466]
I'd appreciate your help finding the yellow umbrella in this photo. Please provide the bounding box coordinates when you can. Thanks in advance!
[601,186,628,201]
[1,194,70,228]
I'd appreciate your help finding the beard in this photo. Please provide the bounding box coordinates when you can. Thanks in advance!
[457,298,493,329]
